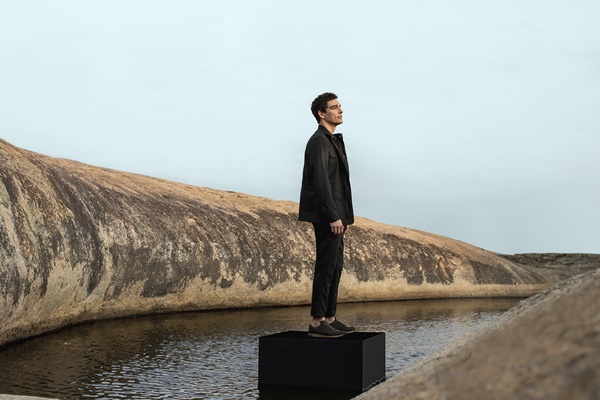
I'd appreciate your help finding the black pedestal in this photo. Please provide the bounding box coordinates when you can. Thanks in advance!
[258,331,385,392]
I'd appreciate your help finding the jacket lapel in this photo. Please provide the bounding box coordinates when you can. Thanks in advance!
[317,126,350,175]
[332,134,350,175]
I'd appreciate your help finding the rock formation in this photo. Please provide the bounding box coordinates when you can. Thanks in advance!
[357,267,600,400]
[500,253,600,282]
[1,139,551,346]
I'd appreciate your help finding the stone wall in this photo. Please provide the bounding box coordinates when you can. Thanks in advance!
[1,139,551,346]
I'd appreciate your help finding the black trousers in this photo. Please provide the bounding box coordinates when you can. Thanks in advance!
[310,222,345,318]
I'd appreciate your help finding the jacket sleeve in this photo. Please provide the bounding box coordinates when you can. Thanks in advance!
[308,136,340,222]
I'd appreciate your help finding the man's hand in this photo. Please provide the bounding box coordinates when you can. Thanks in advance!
[330,219,347,236]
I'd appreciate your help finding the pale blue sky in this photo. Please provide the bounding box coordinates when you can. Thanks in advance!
[1,1,599,254]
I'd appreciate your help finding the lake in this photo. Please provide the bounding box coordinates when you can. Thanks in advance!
[0,298,522,399]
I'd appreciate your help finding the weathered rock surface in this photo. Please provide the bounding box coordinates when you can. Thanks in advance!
[1,139,552,346]
[357,267,600,400]
[500,253,600,282]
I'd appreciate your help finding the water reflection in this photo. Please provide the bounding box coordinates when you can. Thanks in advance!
[0,298,521,399]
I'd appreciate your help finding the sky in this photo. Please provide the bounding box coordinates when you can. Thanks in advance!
[1,1,599,254]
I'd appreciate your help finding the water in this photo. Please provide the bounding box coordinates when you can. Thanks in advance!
[0,298,522,399]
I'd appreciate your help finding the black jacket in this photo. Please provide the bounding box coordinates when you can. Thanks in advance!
[299,125,354,226]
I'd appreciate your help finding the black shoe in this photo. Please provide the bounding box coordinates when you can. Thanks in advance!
[330,319,356,332]
[308,321,346,338]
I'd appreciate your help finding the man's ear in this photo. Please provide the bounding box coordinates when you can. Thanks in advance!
[318,110,325,120]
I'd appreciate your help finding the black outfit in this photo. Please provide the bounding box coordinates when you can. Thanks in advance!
[299,125,354,318]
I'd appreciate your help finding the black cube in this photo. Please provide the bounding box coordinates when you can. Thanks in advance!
[258,331,385,391]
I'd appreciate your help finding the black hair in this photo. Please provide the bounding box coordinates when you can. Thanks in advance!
[311,92,338,123]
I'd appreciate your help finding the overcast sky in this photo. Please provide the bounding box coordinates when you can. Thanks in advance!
[1,1,598,254]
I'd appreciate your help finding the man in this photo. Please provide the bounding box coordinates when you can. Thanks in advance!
[299,92,355,338]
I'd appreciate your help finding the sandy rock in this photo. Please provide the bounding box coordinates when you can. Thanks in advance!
[0,139,551,346]
[357,268,600,400]
[500,253,600,282]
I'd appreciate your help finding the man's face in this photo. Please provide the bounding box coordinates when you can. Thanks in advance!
[319,99,343,126]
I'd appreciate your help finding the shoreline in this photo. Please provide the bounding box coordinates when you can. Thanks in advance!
[0,259,598,399]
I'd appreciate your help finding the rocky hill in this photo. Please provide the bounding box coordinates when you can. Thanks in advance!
[1,139,553,346]
[357,266,600,400]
